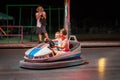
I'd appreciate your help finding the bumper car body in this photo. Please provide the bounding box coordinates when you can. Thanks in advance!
[19,40,85,69]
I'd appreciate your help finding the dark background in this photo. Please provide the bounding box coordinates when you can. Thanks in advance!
[0,0,120,35]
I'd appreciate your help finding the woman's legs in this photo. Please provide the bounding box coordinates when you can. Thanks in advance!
[38,32,48,43]
[38,34,42,43]
[44,32,49,39]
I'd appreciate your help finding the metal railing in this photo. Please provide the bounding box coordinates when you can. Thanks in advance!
[0,26,23,43]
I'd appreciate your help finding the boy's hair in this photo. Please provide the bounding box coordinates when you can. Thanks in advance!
[60,28,67,35]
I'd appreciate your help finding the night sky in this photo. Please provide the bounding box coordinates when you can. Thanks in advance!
[0,0,120,26]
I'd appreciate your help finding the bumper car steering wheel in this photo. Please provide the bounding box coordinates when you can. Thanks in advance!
[45,38,55,48]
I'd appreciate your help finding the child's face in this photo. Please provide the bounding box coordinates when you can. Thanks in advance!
[55,34,60,38]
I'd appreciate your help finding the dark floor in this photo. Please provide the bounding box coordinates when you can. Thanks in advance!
[0,47,120,80]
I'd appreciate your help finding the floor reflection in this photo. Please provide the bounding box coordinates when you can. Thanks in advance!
[98,58,106,80]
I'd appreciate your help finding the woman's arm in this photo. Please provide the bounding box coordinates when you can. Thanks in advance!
[42,12,46,19]
[35,13,40,20]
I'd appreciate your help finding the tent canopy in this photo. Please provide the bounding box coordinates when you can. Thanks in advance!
[0,12,14,20]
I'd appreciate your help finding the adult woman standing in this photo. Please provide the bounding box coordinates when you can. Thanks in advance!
[35,6,49,43]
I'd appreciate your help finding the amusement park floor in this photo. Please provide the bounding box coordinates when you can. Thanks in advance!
[0,41,120,80]
[0,40,120,48]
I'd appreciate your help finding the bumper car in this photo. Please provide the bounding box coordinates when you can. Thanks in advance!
[19,36,85,69]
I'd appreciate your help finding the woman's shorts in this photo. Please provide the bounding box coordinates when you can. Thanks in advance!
[36,26,47,34]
